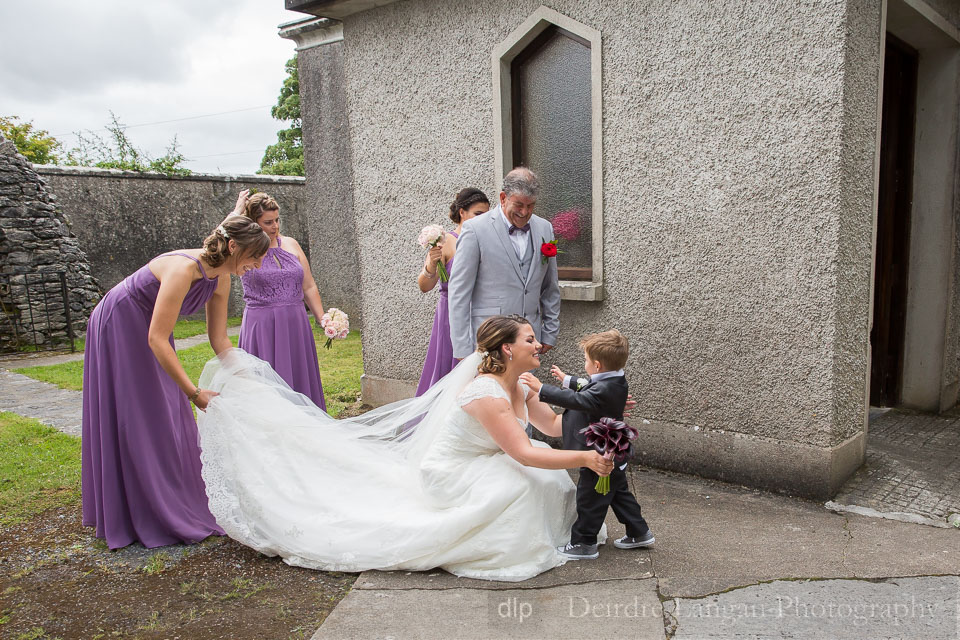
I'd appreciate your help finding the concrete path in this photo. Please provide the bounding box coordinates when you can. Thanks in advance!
[0,326,241,435]
[313,468,960,639]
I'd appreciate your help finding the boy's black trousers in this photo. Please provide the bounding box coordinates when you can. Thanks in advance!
[571,467,649,546]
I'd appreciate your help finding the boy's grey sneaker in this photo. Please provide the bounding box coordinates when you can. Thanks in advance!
[613,532,655,549]
[558,542,599,560]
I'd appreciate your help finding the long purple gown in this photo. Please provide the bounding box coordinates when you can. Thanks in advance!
[239,236,326,409]
[82,253,225,549]
[416,231,458,396]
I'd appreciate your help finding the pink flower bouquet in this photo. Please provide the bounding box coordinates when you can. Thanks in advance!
[320,308,350,349]
[417,224,448,282]
[580,417,639,494]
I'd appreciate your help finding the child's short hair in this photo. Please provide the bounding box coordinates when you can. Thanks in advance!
[580,329,629,371]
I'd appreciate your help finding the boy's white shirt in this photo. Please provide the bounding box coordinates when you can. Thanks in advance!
[561,369,625,389]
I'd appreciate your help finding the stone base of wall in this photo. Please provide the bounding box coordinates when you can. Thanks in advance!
[633,420,866,500]
[360,373,866,500]
[361,373,418,407]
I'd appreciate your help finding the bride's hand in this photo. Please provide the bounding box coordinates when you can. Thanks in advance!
[584,451,614,477]
[193,389,220,412]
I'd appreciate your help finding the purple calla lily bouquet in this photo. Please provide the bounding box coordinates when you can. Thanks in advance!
[579,417,639,495]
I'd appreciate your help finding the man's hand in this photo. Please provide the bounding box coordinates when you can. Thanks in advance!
[519,372,542,392]
[549,364,566,382]
[539,344,554,355]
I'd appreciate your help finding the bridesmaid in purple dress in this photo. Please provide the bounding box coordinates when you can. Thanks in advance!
[236,192,327,409]
[82,216,270,549]
[415,188,490,396]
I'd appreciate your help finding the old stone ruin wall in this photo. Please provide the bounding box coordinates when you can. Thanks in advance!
[0,136,101,351]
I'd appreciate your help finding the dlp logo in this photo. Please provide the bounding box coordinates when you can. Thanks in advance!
[498,597,533,623]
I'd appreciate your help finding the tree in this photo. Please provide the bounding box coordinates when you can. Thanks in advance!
[259,56,304,176]
[63,112,190,176]
[0,116,62,164]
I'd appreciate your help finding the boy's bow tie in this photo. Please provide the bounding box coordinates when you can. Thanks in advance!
[508,223,530,234]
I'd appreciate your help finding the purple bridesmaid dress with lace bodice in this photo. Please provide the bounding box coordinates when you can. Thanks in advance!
[239,237,326,409]
[81,253,225,549]
[416,231,458,396]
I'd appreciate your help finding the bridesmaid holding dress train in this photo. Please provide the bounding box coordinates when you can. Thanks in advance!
[81,215,269,549]
[415,188,490,396]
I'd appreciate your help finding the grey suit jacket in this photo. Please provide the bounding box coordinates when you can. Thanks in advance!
[448,205,561,358]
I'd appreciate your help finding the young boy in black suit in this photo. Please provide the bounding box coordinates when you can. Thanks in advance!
[521,330,653,560]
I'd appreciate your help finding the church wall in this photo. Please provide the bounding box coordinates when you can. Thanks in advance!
[331,0,887,496]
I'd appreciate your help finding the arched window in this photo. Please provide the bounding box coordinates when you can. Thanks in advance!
[494,8,603,300]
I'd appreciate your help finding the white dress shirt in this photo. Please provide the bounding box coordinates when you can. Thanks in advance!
[501,209,531,260]
[562,369,626,390]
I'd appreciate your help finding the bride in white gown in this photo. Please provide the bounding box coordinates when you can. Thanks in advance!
[195,315,613,582]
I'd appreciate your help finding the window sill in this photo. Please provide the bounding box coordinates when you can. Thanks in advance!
[559,281,604,301]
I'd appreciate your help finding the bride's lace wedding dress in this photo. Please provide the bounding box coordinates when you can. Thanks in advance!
[196,350,580,581]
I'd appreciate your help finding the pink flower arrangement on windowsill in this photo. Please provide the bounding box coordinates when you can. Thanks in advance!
[551,209,584,242]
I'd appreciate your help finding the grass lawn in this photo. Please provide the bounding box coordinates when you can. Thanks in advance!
[20,316,245,355]
[13,328,363,418]
[0,412,81,527]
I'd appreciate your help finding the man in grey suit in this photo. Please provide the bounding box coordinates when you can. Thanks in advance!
[449,167,561,360]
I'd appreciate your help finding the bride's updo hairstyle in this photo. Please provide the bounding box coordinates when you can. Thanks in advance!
[200,216,270,268]
[476,314,531,374]
[242,192,280,223]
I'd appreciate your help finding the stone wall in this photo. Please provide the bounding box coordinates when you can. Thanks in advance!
[34,166,309,317]
[0,137,100,349]
[313,0,891,497]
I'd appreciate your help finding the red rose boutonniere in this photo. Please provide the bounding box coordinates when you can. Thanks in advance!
[540,239,559,265]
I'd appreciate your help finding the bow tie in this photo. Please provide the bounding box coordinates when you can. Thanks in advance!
[508,223,530,235]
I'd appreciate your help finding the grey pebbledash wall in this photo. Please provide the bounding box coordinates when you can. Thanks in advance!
[288,0,903,498]
[33,166,315,318]
[295,38,362,327]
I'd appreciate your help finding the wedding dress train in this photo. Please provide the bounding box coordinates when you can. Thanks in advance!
[196,350,580,581]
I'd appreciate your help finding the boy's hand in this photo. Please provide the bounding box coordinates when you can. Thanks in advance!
[549,364,566,382]
[519,372,542,393]
[624,394,637,417]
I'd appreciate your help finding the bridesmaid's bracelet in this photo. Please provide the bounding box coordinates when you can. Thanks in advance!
[422,267,437,278]
[188,388,202,403]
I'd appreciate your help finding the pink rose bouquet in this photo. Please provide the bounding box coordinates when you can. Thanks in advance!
[320,308,349,349]
[417,224,449,282]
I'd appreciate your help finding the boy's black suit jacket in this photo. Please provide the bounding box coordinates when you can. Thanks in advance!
[538,376,628,452]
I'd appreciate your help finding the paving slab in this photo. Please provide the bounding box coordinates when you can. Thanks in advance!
[312,578,665,640]
[631,467,960,598]
[357,526,653,592]
[664,576,960,639]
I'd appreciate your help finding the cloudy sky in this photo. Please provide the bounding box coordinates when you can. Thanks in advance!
[0,1,304,174]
